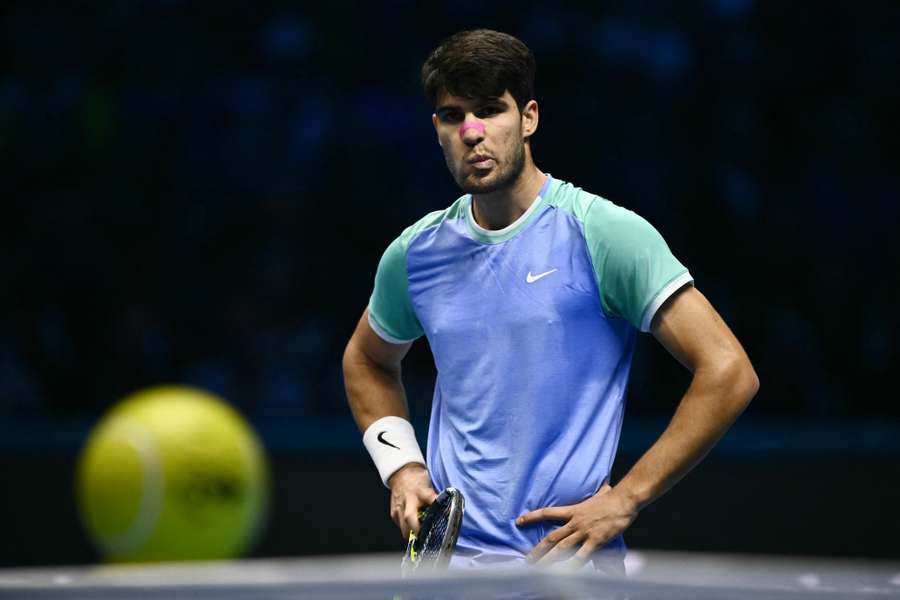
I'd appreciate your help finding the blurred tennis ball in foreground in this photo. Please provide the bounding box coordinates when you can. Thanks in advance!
[76,385,270,562]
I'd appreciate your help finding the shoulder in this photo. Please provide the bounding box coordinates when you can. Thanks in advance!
[392,194,469,252]
[545,178,649,238]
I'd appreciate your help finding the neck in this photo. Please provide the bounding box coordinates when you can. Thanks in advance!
[471,163,546,231]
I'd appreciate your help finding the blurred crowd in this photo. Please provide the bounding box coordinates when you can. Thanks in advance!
[2,1,898,420]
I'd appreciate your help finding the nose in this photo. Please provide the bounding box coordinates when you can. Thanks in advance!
[459,120,485,145]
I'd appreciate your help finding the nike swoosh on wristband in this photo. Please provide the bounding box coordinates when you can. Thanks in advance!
[377,431,400,449]
[526,268,558,283]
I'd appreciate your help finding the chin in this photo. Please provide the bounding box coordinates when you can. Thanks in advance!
[458,171,507,195]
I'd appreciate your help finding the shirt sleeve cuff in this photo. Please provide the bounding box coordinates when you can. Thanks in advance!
[639,271,694,332]
[367,310,419,345]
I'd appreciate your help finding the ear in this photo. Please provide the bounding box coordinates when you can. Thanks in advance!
[432,113,443,147]
[521,100,539,139]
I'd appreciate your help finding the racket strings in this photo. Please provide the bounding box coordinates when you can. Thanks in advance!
[418,496,453,558]
[404,488,464,577]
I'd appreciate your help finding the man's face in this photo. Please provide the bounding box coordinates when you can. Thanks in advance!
[431,90,538,195]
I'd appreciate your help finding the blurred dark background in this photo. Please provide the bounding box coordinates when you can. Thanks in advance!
[2,0,899,566]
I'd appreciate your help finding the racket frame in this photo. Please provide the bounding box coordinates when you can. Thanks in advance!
[402,487,464,575]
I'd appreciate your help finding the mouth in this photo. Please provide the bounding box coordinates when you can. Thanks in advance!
[467,155,494,169]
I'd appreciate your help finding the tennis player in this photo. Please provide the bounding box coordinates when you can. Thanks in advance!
[343,29,759,573]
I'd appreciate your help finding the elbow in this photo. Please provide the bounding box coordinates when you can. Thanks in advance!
[747,365,760,398]
[701,354,759,416]
[342,337,368,386]
[729,357,759,413]
[341,339,356,376]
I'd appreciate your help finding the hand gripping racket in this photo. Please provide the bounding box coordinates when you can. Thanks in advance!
[401,487,465,576]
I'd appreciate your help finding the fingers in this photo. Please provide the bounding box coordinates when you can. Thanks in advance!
[402,504,419,539]
[389,468,437,540]
[417,485,438,504]
[538,530,610,569]
[394,492,424,539]
[539,542,581,567]
[409,486,437,536]
[391,494,413,540]
[390,502,404,539]
[573,539,599,563]
[524,518,612,567]
[521,484,632,570]
[518,505,576,564]
[516,505,572,526]
[525,522,575,563]
[391,507,408,540]
[535,530,586,566]
[394,492,436,539]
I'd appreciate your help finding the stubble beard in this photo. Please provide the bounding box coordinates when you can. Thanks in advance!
[455,138,527,196]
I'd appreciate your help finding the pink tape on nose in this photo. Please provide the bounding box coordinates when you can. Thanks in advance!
[459,121,485,137]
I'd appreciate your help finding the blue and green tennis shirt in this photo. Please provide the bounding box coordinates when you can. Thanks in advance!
[368,174,693,568]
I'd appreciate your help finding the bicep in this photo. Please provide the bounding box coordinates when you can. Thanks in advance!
[650,285,751,375]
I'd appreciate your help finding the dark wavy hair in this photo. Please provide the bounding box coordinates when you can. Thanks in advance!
[421,29,536,112]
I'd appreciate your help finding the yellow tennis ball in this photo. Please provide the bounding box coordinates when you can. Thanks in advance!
[76,385,270,562]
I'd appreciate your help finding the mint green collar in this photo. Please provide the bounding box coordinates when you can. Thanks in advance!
[465,175,555,244]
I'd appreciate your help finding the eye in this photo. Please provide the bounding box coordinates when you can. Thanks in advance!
[439,110,463,123]
[477,105,503,118]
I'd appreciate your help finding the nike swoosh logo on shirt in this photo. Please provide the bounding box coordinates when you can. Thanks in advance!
[526,268,558,283]
[377,431,400,449]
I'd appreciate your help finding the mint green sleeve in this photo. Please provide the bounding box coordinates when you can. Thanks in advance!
[367,236,424,344]
[582,199,693,332]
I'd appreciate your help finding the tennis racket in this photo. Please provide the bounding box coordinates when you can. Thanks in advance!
[401,487,465,576]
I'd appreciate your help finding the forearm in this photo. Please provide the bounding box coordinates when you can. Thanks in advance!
[615,361,759,510]
[342,342,410,432]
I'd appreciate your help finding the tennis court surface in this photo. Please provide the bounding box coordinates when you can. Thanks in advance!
[2,550,899,599]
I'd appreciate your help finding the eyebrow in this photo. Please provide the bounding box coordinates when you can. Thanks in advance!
[435,98,507,119]
[435,106,461,120]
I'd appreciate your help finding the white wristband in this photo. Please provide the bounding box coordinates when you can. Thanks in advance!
[363,416,426,488]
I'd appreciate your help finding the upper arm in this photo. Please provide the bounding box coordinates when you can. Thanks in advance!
[343,309,414,431]
[346,308,413,372]
[368,236,425,343]
[578,197,692,331]
[346,230,421,375]
[650,285,757,385]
